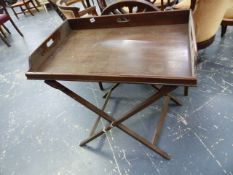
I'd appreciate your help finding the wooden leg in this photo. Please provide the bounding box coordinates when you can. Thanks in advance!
[25,3,34,16]
[20,6,26,15]
[89,83,117,136]
[31,1,40,12]
[152,96,169,145]
[221,24,227,37]
[0,32,10,47]
[98,82,104,91]
[184,86,189,96]
[2,24,11,34]
[45,80,177,160]
[0,26,7,38]
[9,18,24,37]
[11,7,19,19]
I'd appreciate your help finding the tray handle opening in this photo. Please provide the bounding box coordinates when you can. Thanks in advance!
[40,31,61,56]
[116,17,130,23]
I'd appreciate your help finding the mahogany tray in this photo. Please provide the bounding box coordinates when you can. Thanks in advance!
[26,10,197,86]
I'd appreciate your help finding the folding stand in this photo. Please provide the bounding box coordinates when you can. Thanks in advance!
[45,80,182,160]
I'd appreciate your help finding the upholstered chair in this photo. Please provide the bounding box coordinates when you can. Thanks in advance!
[174,0,233,46]
[221,7,233,37]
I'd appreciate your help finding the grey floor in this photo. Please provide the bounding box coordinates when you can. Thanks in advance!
[0,8,233,175]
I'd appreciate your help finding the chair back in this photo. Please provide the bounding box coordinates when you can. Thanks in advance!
[48,0,67,20]
[55,0,97,19]
[97,0,107,12]
[101,0,160,15]
[56,0,81,19]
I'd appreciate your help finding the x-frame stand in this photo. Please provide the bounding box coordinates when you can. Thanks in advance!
[45,80,182,160]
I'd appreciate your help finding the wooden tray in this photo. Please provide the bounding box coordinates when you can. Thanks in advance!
[26,10,197,86]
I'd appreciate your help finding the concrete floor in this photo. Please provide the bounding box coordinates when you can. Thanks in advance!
[0,8,233,175]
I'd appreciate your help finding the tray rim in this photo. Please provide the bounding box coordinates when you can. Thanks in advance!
[26,10,198,86]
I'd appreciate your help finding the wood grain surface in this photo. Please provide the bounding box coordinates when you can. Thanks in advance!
[26,11,197,85]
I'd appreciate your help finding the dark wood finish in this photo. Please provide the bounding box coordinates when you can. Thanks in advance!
[27,20,71,71]
[26,10,197,159]
[1,24,11,34]
[184,86,189,96]
[221,24,227,37]
[68,10,190,29]
[10,0,39,18]
[221,19,233,37]
[100,0,159,91]
[26,11,197,86]
[89,83,119,136]
[45,80,178,160]
[98,82,104,91]
[0,29,10,46]
[0,25,7,37]
[97,0,107,12]
[101,0,160,15]
[80,85,177,148]
[152,96,169,145]
[190,0,196,11]
[48,0,66,20]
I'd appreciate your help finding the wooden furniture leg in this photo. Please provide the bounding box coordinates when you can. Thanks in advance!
[31,0,40,12]
[184,86,189,96]
[2,24,11,34]
[98,82,104,91]
[20,6,26,15]
[9,18,24,36]
[0,26,7,37]
[45,80,179,160]
[89,83,119,136]
[11,7,19,19]
[25,3,34,16]
[152,96,169,145]
[221,24,227,37]
[0,31,10,47]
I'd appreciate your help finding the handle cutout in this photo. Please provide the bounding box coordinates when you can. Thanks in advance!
[117,17,130,23]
